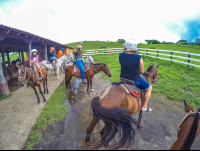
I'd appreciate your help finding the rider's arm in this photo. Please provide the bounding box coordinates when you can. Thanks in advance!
[73,57,75,63]
[139,57,144,74]
[82,57,85,62]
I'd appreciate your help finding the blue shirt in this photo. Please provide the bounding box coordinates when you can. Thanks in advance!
[119,52,142,81]
[48,51,56,60]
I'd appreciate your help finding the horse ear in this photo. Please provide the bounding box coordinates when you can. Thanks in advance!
[184,99,194,112]
[156,64,159,68]
[150,63,152,66]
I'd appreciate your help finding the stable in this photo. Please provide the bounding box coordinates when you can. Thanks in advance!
[0,24,73,96]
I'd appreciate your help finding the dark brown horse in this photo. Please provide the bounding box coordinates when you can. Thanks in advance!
[100,46,106,49]
[169,100,200,150]
[16,62,48,104]
[85,63,159,149]
[65,63,112,94]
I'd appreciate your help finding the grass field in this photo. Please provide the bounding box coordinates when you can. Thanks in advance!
[0,52,26,63]
[66,41,200,108]
[25,80,68,150]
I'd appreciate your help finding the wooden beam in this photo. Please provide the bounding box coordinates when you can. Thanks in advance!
[17,32,21,36]
[6,30,11,34]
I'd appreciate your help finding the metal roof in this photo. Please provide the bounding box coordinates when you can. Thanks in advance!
[0,24,73,49]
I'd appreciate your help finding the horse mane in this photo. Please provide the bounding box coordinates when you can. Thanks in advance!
[93,63,105,65]
[147,65,154,72]
[183,109,200,150]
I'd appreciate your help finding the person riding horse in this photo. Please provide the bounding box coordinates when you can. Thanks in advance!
[48,47,56,70]
[119,40,152,112]
[73,45,87,84]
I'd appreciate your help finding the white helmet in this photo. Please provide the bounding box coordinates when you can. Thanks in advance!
[31,49,37,53]
[124,39,138,51]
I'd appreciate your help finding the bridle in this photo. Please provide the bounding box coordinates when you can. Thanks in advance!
[143,65,158,83]
[177,108,200,133]
[90,64,110,76]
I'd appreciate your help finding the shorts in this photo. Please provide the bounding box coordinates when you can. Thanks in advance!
[35,62,39,65]
[49,58,55,63]
[133,77,150,91]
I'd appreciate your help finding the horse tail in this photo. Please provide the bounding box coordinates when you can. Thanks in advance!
[88,96,139,150]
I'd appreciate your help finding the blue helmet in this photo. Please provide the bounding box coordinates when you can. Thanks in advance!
[61,48,64,51]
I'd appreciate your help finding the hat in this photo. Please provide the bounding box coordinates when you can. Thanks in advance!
[124,39,138,51]
[31,49,37,53]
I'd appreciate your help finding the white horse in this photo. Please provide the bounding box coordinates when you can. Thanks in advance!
[40,55,67,80]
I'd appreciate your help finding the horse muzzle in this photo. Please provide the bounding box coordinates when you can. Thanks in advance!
[108,74,112,77]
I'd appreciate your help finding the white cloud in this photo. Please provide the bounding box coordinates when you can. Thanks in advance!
[0,0,200,44]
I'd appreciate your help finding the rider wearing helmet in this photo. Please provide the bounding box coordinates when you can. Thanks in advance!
[30,49,44,80]
[48,47,56,70]
[73,45,87,84]
[58,48,64,58]
[119,39,152,112]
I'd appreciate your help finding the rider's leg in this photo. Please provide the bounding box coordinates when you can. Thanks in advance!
[143,85,152,108]
[36,65,43,76]
[52,61,56,69]
[77,60,86,83]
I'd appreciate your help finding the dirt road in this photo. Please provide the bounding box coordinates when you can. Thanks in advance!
[33,74,200,150]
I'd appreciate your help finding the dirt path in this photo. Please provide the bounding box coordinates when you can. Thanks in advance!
[0,70,65,150]
[32,74,200,150]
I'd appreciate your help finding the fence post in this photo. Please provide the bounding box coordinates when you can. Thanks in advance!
[157,49,159,59]
[95,49,96,55]
[170,50,173,62]
[187,51,191,68]
[138,49,140,54]
[146,49,148,55]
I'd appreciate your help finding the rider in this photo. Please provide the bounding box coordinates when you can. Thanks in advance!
[58,48,64,58]
[119,40,152,112]
[48,47,56,70]
[73,45,87,84]
[30,49,44,80]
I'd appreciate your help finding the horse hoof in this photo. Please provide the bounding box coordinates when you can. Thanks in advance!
[43,100,46,103]
[90,89,94,92]
[138,125,143,129]
[37,101,40,105]
[47,91,49,94]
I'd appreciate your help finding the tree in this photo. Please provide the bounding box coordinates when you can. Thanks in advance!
[117,39,125,43]
[195,38,200,43]
[145,40,151,44]
[151,40,161,44]
[177,39,188,44]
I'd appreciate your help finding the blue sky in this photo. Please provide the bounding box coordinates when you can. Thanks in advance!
[0,0,200,44]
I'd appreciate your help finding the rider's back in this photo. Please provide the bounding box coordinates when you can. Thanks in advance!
[119,52,142,81]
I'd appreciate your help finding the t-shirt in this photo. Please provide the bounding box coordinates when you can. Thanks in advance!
[119,52,142,81]
[58,50,63,58]
[48,51,56,60]
[73,52,82,60]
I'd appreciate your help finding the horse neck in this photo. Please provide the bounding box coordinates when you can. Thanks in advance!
[169,116,197,150]
[142,72,152,84]
[91,64,104,74]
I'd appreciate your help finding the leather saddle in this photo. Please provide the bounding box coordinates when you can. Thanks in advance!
[74,63,90,72]
[120,77,142,97]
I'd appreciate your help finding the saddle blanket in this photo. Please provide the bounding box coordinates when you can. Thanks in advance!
[74,64,90,72]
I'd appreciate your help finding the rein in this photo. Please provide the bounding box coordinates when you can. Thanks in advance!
[177,109,200,133]
[90,64,104,75]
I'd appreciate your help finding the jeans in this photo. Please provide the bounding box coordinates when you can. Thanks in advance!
[76,60,85,80]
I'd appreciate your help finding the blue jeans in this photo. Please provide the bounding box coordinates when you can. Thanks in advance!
[133,77,150,91]
[76,60,85,80]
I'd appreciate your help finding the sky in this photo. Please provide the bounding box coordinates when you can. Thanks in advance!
[0,0,200,44]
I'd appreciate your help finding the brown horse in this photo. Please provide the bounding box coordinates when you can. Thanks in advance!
[16,62,48,104]
[65,63,112,94]
[169,100,200,150]
[85,63,159,149]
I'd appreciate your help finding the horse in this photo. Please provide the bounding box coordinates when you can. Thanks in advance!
[65,63,112,94]
[16,62,48,104]
[40,55,66,80]
[100,46,106,49]
[85,63,159,149]
[169,100,200,150]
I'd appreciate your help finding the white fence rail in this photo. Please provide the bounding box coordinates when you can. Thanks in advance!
[84,48,200,68]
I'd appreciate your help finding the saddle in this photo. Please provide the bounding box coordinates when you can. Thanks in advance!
[74,63,90,72]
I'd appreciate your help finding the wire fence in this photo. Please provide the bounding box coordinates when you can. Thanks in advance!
[84,48,200,68]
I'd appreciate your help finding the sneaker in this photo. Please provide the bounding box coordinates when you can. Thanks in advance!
[141,107,152,112]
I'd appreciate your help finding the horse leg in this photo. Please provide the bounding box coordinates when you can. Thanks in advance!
[138,110,143,128]
[100,122,110,147]
[86,115,99,142]
[43,81,46,94]
[57,67,59,80]
[90,80,94,92]
[37,83,47,103]
[31,85,40,105]
[68,75,73,89]
[46,77,49,94]
[87,79,90,95]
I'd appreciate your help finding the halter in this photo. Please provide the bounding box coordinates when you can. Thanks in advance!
[146,66,157,83]
[177,108,200,133]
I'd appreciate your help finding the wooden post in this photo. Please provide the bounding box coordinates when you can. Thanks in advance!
[21,47,24,64]
[44,44,47,60]
[157,50,159,59]
[187,51,191,68]
[170,50,173,62]
[2,45,7,74]
[54,46,56,55]
[7,53,10,66]
[18,51,21,62]
[28,41,32,61]
[0,58,5,83]
[95,50,96,55]
[146,49,148,55]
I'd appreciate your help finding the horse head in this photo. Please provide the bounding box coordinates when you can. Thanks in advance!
[16,62,28,85]
[146,63,159,83]
[102,63,112,77]
[86,56,94,64]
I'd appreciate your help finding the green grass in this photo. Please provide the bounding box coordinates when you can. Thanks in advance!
[0,52,26,63]
[0,92,13,101]
[25,80,68,150]
[92,53,200,108]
